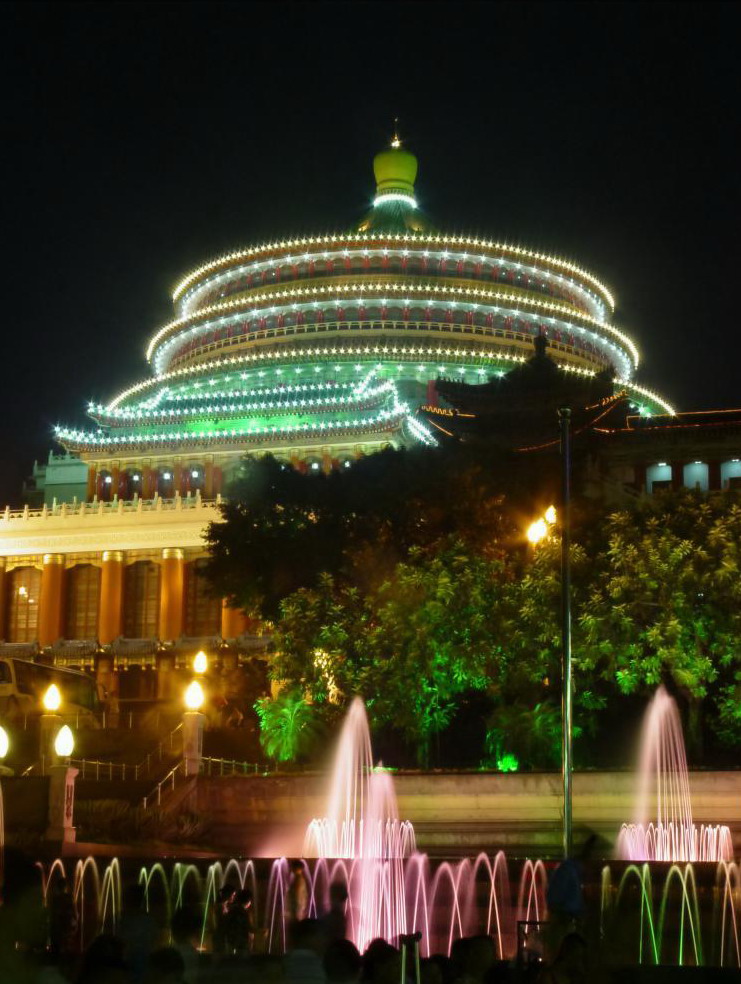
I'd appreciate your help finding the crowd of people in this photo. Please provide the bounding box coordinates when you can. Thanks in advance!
[0,850,587,984]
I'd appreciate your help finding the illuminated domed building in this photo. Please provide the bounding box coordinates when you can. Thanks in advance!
[2,135,739,703]
[51,133,672,501]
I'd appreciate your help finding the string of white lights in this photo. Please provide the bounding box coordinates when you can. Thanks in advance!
[171,232,616,311]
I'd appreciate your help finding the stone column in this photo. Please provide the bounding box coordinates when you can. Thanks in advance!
[99,551,124,644]
[708,460,722,491]
[86,465,97,502]
[159,548,185,642]
[39,554,65,646]
[142,465,154,499]
[183,710,207,777]
[221,601,248,640]
[671,461,685,491]
[45,764,78,846]
[204,460,214,498]
[633,462,647,493]
[173,462,183,497]
[0,559,6,641]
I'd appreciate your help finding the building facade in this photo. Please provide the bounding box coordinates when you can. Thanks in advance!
[2,135,705,704]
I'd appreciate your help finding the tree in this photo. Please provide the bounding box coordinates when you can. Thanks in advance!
[204,444,541,619]
[254,690,325,762]
[272,543,518,764]
[579,491,741,754]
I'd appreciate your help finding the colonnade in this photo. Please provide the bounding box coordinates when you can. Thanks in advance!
[0,550,249,647]
[88,460,225,503]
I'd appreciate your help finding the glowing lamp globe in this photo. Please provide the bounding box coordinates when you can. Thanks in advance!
[0,725,9,760]
[54,725,74,758]
[43,683,62,712]
[544,505,557,525]
[526,518,548,545]
[193,650,208,674]
[184,680,205,711]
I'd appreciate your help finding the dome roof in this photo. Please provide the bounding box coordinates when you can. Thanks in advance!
[373,144,418,197]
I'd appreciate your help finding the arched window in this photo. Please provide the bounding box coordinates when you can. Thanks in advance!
[6,566,41,642]
[184,559,221,636]
[123,561,161,638]
[65,564,101,640]
[157,469,174,498]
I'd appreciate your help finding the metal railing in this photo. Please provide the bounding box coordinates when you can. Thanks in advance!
[142,760,185,809]
[70,721,183,781]
[199,756,263,777]
[23,721,183,783]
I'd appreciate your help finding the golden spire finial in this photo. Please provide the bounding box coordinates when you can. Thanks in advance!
[390,117,401,149]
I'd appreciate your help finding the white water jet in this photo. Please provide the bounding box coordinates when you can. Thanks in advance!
[303,697,414,950]
[617,686,732,862]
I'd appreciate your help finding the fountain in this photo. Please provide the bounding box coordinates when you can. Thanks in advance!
[303,697,415,860]
[303,697,415,951]
[617,686,732,862]
[6,691,741,968]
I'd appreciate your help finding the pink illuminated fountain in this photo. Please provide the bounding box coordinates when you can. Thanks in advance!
[303,697,415,951]
[617,686,732,862]
[304,697,415,860]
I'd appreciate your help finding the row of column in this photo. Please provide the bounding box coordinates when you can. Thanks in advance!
[87,461,224,502]
[96,548,249,643]
[0,551,249,647]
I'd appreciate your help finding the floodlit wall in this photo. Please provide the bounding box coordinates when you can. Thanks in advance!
[194,770,741,858]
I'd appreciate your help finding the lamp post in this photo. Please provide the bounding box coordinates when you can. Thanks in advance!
[0,725,11,776]
[40,683,62,773]
[45,724,77,847]
[558,406,573,860]
[183,680,206,777]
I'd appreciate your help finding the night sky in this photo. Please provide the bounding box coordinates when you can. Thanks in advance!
[2,2,739,505]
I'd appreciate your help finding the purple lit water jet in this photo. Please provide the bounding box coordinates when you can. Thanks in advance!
[303,697,414,951]
[617,686,732,862]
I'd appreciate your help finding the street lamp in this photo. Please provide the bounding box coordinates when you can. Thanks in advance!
[183,680,207,776]
[558,406,573,861]
[526,506,557,546]
[524,449,573,862]
[193,650,208,675]
[526,518,549,545]
[0,725,10,776]
[45,724,78,847]
[43,683,62,712]
[41,683,63,770]
[185,680,205,711]
[54,724,75,761]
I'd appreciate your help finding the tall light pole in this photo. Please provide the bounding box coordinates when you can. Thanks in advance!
[558,406,573,859]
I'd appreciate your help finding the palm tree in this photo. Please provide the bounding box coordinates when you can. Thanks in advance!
[254,691,323,762]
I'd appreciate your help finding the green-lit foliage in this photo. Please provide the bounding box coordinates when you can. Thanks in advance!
[496,753,520,773]
[207,442,741,767]
[254,690,324,762]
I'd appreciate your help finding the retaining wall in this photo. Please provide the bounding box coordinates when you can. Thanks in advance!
[192,770,741,858]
